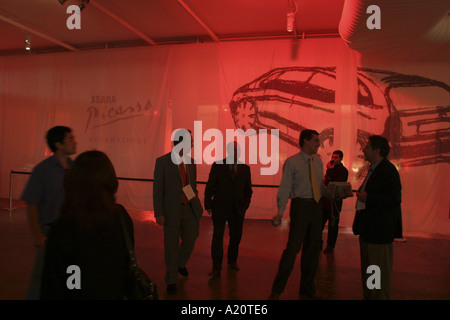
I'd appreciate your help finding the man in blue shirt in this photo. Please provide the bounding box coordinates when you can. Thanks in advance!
[20,126,77,299]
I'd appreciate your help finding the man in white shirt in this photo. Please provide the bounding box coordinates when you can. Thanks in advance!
[270,129,325,300]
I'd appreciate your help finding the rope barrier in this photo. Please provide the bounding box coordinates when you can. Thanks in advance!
[2,170,280,212]
[3,170,357,212]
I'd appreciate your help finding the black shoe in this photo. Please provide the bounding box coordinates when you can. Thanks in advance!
[178,267,189,277]
[228,263,240,271]
[268,293,280,300]
[323,246,334,254]
[299,292,323,300]
[208,269,221,279]
[167,284,177,295]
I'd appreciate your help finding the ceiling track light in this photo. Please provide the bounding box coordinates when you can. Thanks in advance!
[79,0,89,11]
[25,34,31,51]
[287,0,298,33]
[58,0,89,11]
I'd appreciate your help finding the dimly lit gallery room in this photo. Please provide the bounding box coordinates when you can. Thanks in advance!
[0,0,449,306]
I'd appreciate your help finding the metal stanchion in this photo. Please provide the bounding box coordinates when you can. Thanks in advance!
[2,171,18,212]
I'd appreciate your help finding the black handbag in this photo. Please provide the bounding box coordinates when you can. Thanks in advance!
[119,209,158,300]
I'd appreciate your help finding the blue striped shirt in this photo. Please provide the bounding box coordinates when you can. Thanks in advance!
[20,155,73,225]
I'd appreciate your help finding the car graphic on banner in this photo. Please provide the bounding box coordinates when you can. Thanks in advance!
[229,66,449,179]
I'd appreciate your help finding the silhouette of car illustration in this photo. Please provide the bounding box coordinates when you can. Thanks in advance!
[229,67,337,149]
[229,66,388,156]
[357,68,449,168]
[229,66,449,178]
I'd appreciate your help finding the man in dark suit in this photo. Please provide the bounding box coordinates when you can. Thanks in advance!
[153,129,202,295]
[204,142,253,278]
[353,135,402,300]
[321,150,349,254]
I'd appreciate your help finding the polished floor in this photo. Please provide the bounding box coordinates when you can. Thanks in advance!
[1,199,449,301]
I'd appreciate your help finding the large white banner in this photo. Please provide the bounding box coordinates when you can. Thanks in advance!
[0,39,448,236]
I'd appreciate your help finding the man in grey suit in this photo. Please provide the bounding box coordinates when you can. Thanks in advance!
[153,129,202,295]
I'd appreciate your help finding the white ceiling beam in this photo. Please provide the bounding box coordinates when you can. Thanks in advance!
[90,0,157,46]
[0,12,78,51]
[176,0,220,42]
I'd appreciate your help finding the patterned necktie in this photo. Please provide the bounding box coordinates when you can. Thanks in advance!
[359,166,374,193]
[180,162,188,204]
[309,156,321,203]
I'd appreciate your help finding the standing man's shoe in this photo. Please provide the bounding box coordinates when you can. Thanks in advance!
[208,269,221,279]
[228,263,240,271]
[178,267,189,277]
[268,293,280,300]
[299,292,323,300]
[323,246,334,254]
[167,284,177,295]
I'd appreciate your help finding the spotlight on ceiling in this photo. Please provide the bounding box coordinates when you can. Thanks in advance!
[25,34,31,51]
[58,0,68,4]
[287,0,298,33]
[287,12,295,32]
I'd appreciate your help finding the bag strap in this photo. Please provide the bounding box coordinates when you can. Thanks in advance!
[118,206,138,265]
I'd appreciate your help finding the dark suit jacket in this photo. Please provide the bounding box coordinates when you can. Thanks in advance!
[153,152,199,219]
[204,160,253,216]
[352,158,403,244]
[323,163,349,211]
[41,204,133,299]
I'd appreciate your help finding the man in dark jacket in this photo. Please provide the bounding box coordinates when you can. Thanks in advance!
[322,150,349,254]
[353,135,402,300]
[204,142,253,278]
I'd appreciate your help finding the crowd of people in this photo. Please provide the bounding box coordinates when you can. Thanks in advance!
[21,126,402,300]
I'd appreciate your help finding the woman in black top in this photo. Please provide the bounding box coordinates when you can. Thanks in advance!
[41,150,134,299]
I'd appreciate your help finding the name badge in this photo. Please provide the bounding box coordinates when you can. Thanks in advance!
[182,184,196,201]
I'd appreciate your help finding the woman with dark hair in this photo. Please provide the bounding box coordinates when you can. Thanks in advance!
[40,150,135,299]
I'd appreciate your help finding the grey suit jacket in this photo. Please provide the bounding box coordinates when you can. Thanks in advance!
[153,152,198,219]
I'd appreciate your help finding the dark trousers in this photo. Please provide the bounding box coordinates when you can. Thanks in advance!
[359,237,393,300]
[27,224,51,300]
[272,198,322,295]
[211,207,244,270]
[321,208,340,249]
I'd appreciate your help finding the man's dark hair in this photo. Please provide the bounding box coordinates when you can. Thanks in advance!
[333,150,344,159]
[368,135,390,158]
[46,126,72,153]
[299,129,319,147]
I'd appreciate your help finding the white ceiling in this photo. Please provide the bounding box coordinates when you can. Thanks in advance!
[0,0,448,61]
